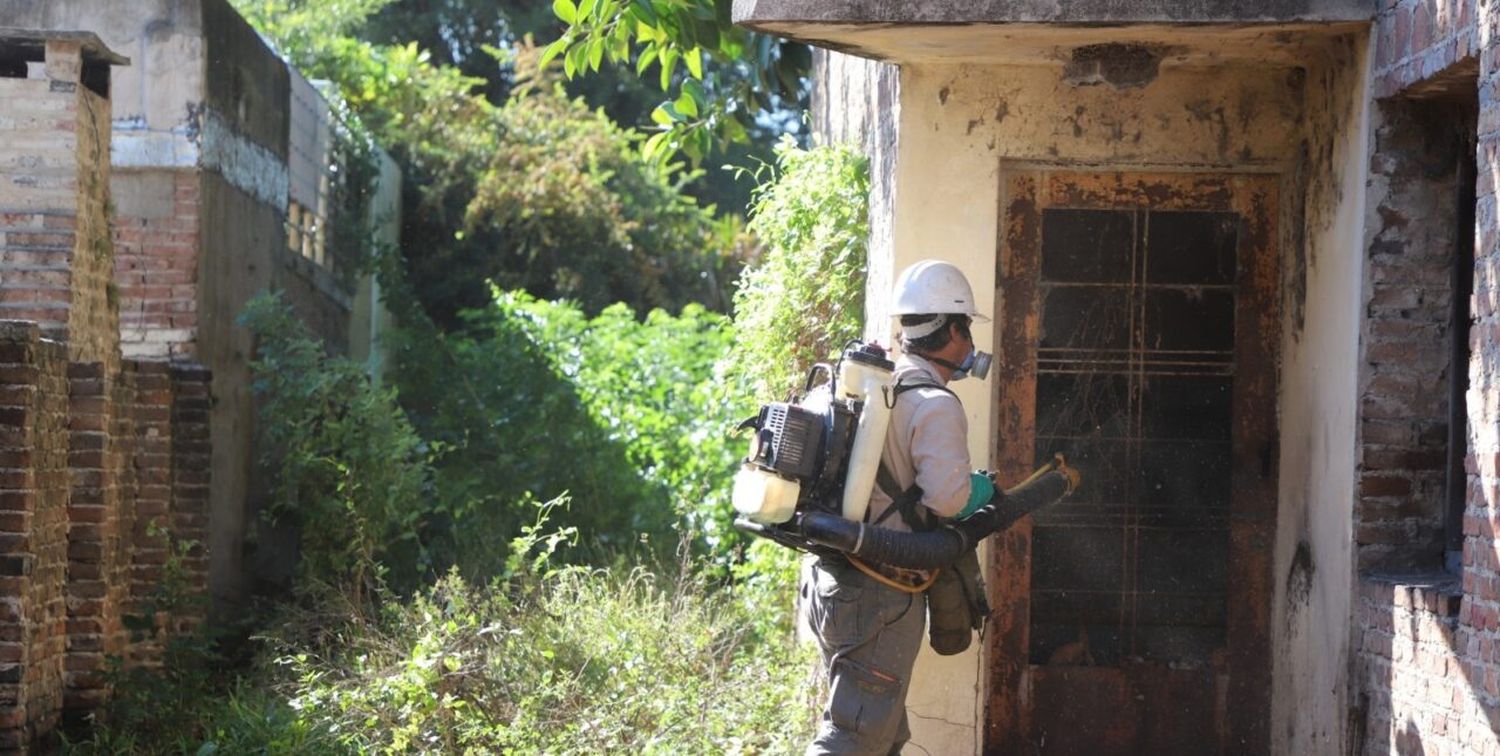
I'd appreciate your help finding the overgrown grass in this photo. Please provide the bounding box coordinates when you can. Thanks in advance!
[69,132,875,752]
[283,569,814,753]
[69,512,814,754]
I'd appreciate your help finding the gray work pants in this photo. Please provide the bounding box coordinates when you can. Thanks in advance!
[803,556,925,755]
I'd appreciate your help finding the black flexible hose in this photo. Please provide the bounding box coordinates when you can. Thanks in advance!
[797,468,1075,569]
[798,511,964,569]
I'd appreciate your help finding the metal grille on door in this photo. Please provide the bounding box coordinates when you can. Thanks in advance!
[1031,208,1237,667]
[988,172,1278,755]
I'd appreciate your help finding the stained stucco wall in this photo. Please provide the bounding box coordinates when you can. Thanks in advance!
[873,37,1367,752]
[1269,35,1371,756]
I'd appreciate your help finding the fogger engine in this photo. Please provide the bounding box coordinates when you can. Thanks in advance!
[731,342,894,529]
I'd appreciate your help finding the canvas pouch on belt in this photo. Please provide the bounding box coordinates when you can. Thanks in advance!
[925,546,989,655]
[872,460,990,655]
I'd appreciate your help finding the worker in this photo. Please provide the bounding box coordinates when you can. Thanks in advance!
[803,259,1004,754]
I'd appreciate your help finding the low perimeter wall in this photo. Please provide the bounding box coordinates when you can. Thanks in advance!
[0,321,208,751]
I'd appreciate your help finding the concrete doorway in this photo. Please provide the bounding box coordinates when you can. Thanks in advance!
[989,171,1281,754]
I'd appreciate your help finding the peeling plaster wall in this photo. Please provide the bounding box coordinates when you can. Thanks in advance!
[1269,35,1371,756]
[810,49,901,342]
[881,37,1368,753]
[0,0,209,169]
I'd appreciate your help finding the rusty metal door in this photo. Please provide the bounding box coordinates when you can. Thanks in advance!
[987,172,1278,755]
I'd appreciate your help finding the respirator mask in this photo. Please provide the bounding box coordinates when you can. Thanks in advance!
[901,314,994,382]
[948,317,991,382]
[951,347,992,382]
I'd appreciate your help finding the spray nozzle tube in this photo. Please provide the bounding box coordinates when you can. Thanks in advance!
[797,455,1081,570]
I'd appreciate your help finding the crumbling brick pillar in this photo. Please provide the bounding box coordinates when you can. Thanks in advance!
[124,361,172,666]
[0,322,69,752]
[62,361,130,715]
[0,37,119,368]
[168,365,211,624]
[122,361,211,664]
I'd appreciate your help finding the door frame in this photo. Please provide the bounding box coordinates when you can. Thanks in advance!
[985,170,1280,754]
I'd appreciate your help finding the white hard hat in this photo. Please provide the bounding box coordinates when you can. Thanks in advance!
[892,260,990,324]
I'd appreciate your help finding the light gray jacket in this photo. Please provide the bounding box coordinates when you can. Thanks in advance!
[864,354,973,531]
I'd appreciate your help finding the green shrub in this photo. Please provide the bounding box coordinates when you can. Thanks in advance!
[731,140,871,398]
[70,505,813,754]
[240,292,431,596]
[233,0,740,324]
[389,287,757,575]
[492,291,754,552]
[64,676,337,756]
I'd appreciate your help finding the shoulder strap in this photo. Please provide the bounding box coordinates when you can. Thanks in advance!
[865,378,956,532]
[892,378,955,401]
[871,463,932,531]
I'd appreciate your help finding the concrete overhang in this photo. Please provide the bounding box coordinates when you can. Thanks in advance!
[0,28,129,65]
[735,1,1373,67]
[731,18,1369,68]
[734,0,1375,28]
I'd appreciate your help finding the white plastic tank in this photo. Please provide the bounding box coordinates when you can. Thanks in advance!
[837,345,895,521]
[732,464,800,524]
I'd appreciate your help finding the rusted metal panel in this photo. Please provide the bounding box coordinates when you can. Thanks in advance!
[987,171,1042,754]
[1031,666,1223,755]
[989,170,1279,755]
[1226,178,1280,756]
[1046,172,1238,212]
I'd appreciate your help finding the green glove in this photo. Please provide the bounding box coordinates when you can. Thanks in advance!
[959,471,997,519]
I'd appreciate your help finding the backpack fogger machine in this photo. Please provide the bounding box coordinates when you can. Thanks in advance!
[731,341,1079,569]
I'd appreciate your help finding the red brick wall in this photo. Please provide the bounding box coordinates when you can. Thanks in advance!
[0,322,69,752]
[1355,576,1500,754]
[113,171,200,360]
[1354,1,1500,754]
[1357,98,1471,570]
[1373,0,1478,98]
[123,362,211,667]
[0,324,212,747]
